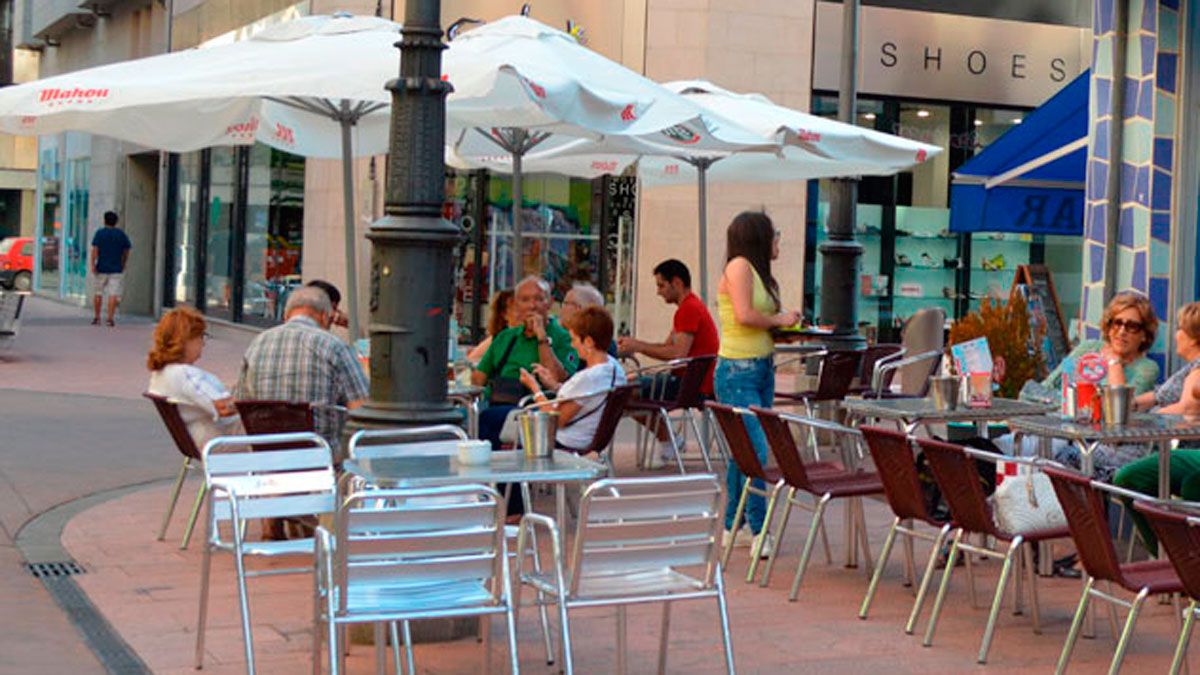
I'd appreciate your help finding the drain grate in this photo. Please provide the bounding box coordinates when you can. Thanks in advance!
[27,561,85,578]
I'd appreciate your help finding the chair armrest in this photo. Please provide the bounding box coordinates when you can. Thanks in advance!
[625,358,690,378]
[514,512,567,588]
[874,349,938,391]
[774,349,829,372]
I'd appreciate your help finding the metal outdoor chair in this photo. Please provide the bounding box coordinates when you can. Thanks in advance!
[1045,466,1184,675]
[751,407,883,599]
[861,307,946,399]
[773,350,862,458]
[857,426,954,634]
[143,392,207,550]
[514,474,734,675]
[194,432,337,674]
[917,437,1071,664]
[314,485,517,675]
[707,402,789,570]
[624,355,717,473]
[235,400,318,539]
[848,343,905,395]
[1134,501,1200,674]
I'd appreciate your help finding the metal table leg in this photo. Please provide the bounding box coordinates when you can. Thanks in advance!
[1158,439,1174,499]
[1076,439,1100,639]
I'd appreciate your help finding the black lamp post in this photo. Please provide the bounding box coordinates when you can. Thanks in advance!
[347,0,463,435]
[818,0,866,352]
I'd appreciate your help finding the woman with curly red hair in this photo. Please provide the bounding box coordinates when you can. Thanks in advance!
[147,306,241,448]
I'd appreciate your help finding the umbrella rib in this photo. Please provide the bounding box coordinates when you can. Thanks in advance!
[266,95,341,121]
[475,126,515,153]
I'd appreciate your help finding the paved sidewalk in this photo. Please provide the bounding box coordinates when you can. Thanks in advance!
[0,297,255,674]
[63,471,1191,674]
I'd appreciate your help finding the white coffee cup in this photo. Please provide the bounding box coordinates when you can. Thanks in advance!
[457,440,491,465]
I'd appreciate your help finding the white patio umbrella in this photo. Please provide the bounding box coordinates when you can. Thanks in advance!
[0,13,405,341]
[443,16,771,280]
[480,80,943,298]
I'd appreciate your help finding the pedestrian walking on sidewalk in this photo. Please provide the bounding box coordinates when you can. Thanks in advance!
[90,210,132,326]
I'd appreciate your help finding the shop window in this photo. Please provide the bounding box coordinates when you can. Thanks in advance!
[242,145,304,326]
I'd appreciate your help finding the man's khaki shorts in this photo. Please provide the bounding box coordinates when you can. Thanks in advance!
[90,273,124,298]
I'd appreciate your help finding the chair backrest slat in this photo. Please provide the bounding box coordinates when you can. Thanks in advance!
[144,392,202,460]
[1134,502,1200,601]
[1044,466,1124,583]
[581,384,638,456]
[348,425,468,460]
[213,492,336,521]
[202,434,336,528]
[336,486,504,599]
[674,355,716,408]
[814,351,862,400]
[751,406,814,490]
[571,475,723,594]
[707,402,769,481]
[206,446,331,474]
[859,344,902,387]
[915,437,996,536]
[860,426,936,523]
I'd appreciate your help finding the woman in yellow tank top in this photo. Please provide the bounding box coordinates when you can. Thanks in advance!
[715,212,801,556]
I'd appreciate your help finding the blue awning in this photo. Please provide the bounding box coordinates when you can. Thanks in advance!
[949,70,1088,235]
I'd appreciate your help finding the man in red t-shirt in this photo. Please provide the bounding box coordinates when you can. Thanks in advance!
[617,259,719,465]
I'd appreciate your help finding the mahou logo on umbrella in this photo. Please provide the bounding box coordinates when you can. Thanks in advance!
[661,125,700,145]
[38,87,110,106]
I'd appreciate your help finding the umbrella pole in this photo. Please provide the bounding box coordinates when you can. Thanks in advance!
[340,116,362,343]
[511,131,525,283]
[697,161,709,304]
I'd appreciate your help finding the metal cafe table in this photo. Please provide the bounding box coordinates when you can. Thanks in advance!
[343,449,607,534]
[1007,413,1200,499]
[841,396,1055,435]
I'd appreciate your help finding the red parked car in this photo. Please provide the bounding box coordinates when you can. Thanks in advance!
[0,237,35,291]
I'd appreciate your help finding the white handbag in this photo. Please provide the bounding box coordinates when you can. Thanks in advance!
[992,471,1067,535]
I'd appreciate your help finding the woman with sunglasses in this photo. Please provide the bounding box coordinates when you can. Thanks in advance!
[1041,291,1160,400]
[147,306,242,448]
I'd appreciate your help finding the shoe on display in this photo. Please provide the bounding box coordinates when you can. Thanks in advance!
[895,229,912,237]
[723,528,755,549]
[918,252,936,268]
[981,254,1006,271]
[753,532,775,559]
[942,286,957,299]
[895,253,912,267]
[943,256,961,269]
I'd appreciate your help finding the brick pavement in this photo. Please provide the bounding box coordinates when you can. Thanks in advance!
[63,465,1194,673]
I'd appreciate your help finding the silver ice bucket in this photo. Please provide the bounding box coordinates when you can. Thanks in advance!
[518,410,559,458]
[929,376,960,411]
[1100,384,1134,426]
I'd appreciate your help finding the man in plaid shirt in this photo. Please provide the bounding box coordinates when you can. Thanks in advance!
[237,286,369,456]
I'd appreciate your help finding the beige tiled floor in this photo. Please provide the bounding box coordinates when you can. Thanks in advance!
[62,460,1198,674]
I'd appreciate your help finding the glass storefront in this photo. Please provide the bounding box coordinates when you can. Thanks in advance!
[808,94,1083,342]
[64,158,90,300]
[165,143,305,326]
[444,170,638,343]
[36,143,61,294]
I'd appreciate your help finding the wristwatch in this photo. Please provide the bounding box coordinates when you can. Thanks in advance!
[539,335,551,346]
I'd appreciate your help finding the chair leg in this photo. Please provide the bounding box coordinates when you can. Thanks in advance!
[978,536,1023,665]
[902,520,917,589]
[328,618,340,675]
[389,623,403,675]
[194,518,213,670]
[661,410,687,475]
[311,595,322,675]
[157,459,190,541]
[1109,588,1151,675]
[401,620,415,675]
[860,517,900,620]
[616,606,628,675]
[722,479,751,568]
[964,533,978,609]
[1170,600,1197,675]
[923,528,963,647]
[373,623,386,675]
[1056,577,1095,675]
[180,481,207,550]
[1106,581,1122,640]
[715,567,737,675]
[747,483,784,583]
[788,494,831,601]
[906,524,952,636]
[686,411,714,473]
[480,614,492,675]
[854,499,874,578]
[657,602,672,675]
[759,488,796,587]
[519,483,555,666]
[505,605,520,675]
[1023,544,1042,634]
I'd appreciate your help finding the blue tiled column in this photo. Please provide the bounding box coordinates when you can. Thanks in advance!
[1084,0,1184,373]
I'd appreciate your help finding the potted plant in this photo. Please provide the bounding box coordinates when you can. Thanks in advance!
[948,291,1045,399]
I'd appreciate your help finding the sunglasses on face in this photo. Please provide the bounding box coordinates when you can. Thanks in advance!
[1110,318,1144,333]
